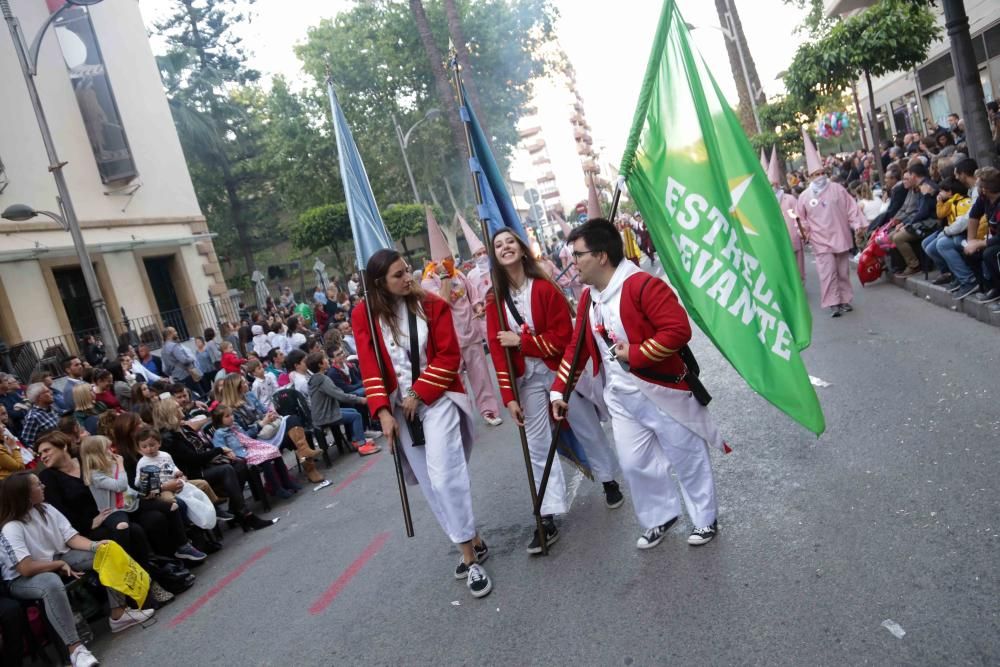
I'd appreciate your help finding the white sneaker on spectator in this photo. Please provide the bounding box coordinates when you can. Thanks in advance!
[483,413,503,426]
[363,430,381,438]
[109,607,155,633]
[70,644,99,667]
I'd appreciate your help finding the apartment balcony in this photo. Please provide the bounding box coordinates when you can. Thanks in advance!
[537,171,556,183]
[524,139,545,153]
[532,155,551,167]
[519,125,541,139]
[577,143,595,157]
[541,189,561,200]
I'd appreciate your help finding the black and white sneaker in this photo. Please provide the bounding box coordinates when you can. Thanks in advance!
[636,517,678,550]
[839,303,853,313]
[454,541,490,579]
[954,283,979,301]
[526,518,559,554]
[466,563,492,598]
[975,288,1000,304]
[687,520,718,546]
[947,281,962,293]
[603,481,624,509]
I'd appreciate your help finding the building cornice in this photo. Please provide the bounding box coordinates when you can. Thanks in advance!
[0,215,207,233]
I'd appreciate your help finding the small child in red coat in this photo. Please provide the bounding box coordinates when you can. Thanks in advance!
[219,341,247,375]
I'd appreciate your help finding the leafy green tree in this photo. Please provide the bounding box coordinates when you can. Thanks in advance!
[382,203,445,259]
[783,0,940,184]
[155,0,268,274]
[288,204,353,275]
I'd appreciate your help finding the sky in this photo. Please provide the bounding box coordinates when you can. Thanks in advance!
[138,0,810,163]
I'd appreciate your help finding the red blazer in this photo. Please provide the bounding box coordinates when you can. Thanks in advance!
[552,272,692,395]
[351,293,465,416]
[485,277,572,405]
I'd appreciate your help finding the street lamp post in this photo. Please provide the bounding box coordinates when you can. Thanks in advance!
[391,109,441,204]
[1,0,118,352]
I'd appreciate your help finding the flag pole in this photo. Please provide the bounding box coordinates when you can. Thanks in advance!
[450,54,548,555]
[534,180,622,516]
[327,73,413,537]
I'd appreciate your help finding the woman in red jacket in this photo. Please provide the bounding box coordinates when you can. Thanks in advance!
[486,228,622,554]
[352,249,492,599]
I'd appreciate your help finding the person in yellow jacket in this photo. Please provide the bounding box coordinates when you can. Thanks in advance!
[923,176,975,290]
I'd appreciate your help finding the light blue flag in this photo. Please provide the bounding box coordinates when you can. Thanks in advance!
[327,81,393,269]
[459,83,529,244]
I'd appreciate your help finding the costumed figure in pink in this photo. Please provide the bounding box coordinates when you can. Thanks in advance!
[794,130,866,317]
[423,209,503,426]
[768,147,806,284]
[460,214,492,344]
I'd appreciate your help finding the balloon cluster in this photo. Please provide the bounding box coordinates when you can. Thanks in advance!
[816,111,850,139]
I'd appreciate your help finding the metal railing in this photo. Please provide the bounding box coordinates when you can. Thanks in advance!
[1,296,243,383]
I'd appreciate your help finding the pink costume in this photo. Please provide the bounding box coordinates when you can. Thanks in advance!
[767,147,805,284]
[794,131,866,309]
[424,209,501,418]
[558,243,584,300]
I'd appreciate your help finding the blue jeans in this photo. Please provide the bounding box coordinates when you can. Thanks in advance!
[337,408,365,443]
[935,233,976,286]
[922,231,946,273]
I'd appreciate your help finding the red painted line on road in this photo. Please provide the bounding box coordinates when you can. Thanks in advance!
[308,531,390,615]
[168,547,271,628]
[328,454,381,496]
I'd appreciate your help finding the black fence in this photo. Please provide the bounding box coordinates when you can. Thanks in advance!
[1,297,243,384]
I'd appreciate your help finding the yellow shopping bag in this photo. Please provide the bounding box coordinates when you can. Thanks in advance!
[92,541,150,608]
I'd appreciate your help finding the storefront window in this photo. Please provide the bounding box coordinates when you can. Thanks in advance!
[52,3,137,185]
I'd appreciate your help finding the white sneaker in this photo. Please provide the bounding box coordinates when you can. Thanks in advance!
[363,429,381,438]
[483,414,503,426]
[109,607,155,633]
[70,644,99,667]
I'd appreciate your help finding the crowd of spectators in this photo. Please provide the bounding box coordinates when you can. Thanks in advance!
[0,279,383,665]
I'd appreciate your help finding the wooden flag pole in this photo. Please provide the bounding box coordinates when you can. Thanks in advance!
[534,182,622,516]
[450,54,548,555]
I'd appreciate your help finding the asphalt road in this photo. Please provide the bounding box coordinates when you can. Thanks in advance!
[94,255,999,666]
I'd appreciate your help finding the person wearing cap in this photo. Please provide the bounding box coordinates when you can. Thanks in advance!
[794,130,867,317]
[423,208,503,428]
[767,148,806,284]
[18,384,60,451]
[251,324,272,358]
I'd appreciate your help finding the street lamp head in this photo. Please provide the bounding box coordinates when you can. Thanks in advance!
[1,204,39,222]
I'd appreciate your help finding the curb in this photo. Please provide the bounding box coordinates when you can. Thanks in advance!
[853,257,1000,328]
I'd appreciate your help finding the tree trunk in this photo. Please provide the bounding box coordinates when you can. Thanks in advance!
[942,0,997,168]
[714,0,765,138]
[409,0,469,170]
[864,69,886,187]
[442,0,487,137]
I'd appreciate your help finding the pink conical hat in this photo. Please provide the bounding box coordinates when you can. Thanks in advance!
[767,146,782,186]
[801,128,823,175]
[760,148,768,171]
[426,206,451,261]
[587,175,602,219]
[456,213,484,255]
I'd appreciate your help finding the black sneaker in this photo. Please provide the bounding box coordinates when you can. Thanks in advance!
[947,281,962,293]
[954,283,979,301]
[932,273,954,285]
[466,563,492,598]
[454,541,490,579]
[839,303,853,313]
[526,518,559,554]
[687,520,718,546]
[975,288,1000,304]
[215,509,235,522]
[636,517,678,550]
[829,307,842,318]
[603,481,624,509]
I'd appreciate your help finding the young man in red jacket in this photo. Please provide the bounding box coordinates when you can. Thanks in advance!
[551,219,726,550]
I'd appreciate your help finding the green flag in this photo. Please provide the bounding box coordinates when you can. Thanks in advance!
[619,0,825,435]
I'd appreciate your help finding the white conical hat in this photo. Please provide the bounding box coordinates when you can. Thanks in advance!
[426,206,451,261]
[767,146,782,186]
[456,213,484,255]
[760,147,768,171]
[801,128,823,175]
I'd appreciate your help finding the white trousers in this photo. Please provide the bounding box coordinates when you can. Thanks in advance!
[605,391,717,530]
[566,391,620,483]
[394,397,477,544]
[518,369,568,516]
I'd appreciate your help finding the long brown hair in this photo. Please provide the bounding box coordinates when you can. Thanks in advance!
[0,472,41,526]
[363,248,425,342]
[112,412,143,463]
[489,228,571,317]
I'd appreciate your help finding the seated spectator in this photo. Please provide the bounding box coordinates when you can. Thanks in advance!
[856,182,882,224]
[306,352,379,456]
[105,360,133,411]
[136,343,163,377]
[72,383,102,432]
[0,409,29,479]
[0,373,29,436]
[0,472,154,667]
[286,316,308,351]
[251,324,272,358]
[58,356,86,412]
[326,346,363,396]
[286,349,310,399]
[962,167,1000,308]
[152,398,276,530]
[92,368,122,412]
[890,162,938,276]
[211,405,299,499]
[248,360,278,412]
[129,380,157,419]
[219,341,246,375]
[19,383,60,451]
[924,177,972,286]
[338,320,357,356]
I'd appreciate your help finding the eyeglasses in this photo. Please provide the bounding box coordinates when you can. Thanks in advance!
[571,250,597,259]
